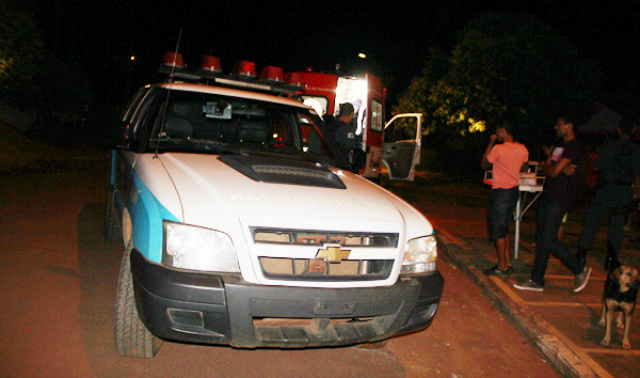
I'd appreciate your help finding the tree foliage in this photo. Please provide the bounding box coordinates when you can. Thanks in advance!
[438,12,600,143]
[394,12,602,173]
[0,2,43,110]
[392,48,449,136]
[1,0,95,139]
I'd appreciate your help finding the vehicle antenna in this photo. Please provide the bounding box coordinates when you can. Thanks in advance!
[166,28,184,84]
[155,27,184,159]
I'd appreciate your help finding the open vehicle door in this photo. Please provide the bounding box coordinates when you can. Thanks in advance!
[383,113,422,181]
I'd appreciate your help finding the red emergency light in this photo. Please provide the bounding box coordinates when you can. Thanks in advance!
[158,51,303,96]
[260,66,284,83]
[285,72,304,88]
[162,51,184,69]
[199,55,222,73]
[233,60,257,78]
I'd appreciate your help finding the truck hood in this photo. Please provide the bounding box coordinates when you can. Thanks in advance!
[157,152,431,234]
[150,152,433,287]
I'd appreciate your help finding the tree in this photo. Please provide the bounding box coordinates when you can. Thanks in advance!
[1,1,95,144]
[0,1,43,110]
[395,12,602,175]
[392,48,449,136]
[433,12,601,149]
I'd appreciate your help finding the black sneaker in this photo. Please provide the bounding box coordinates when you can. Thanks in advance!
[513,280,544,292]
[482,265,513,276]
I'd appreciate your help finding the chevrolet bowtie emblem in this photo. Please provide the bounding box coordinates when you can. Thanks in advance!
[316,246,351,262]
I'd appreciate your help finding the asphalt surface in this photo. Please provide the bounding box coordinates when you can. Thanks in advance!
[388,176,640,378]
[1,120,634,377]
[0,160,561,378]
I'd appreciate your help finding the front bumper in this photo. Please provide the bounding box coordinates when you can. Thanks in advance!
[130,248,444,348]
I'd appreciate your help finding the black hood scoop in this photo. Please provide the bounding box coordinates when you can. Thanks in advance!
[219,155,346,189]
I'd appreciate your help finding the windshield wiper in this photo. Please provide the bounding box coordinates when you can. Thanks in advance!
[152,137,244,155]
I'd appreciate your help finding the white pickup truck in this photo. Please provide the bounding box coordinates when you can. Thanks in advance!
[105,66,443,358]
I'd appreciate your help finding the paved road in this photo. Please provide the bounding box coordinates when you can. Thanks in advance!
[0,164,559,377]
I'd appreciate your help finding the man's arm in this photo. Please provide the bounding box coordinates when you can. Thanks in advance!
[481,135,497,170]
[542,156,573,177]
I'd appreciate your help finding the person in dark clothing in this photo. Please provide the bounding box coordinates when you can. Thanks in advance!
[327,102,358,157]
[576,117,640,270]
[322,113,335,126]
[514,115,592,292]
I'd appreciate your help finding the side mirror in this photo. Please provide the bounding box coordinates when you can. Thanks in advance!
[103,122,132,150]
[348,148,367,172]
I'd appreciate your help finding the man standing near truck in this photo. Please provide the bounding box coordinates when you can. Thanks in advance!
[328,102,358,158]
[481,121,529,276]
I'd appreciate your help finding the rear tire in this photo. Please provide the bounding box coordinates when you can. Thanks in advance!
[103,190,120,243]
[114,245,162,358]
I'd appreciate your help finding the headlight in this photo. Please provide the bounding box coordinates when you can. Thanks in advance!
[162,221,240,273]
[401,235,437,274]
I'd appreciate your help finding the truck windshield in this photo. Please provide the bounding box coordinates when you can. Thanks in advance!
[148,90,344,167]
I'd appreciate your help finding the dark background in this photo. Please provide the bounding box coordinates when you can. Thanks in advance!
[28,0,639,109]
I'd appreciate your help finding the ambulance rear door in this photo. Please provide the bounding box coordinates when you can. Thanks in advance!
[383,113,422,181]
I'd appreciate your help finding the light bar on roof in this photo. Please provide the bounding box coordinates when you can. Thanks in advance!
[156,52,300,96]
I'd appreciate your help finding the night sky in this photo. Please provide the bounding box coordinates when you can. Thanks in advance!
[30,0,639,108]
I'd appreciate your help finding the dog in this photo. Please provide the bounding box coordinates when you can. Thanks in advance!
[599,265,640,349]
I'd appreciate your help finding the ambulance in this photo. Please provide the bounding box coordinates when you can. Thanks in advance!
[290,67,423,181]
[105,52,442,358]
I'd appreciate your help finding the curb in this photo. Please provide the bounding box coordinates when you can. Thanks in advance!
[437,236,600,378]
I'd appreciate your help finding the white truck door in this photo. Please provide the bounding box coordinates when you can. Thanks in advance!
[383,113,422,181]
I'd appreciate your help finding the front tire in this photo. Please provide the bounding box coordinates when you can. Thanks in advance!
[114,245,162,358]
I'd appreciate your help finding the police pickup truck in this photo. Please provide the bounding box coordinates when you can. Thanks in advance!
[105,54,443,358]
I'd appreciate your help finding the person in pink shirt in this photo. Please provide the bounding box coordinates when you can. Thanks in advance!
[481,121,529,276]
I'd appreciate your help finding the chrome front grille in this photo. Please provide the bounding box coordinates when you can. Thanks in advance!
[252,228,399,281]
[253,229,398,247]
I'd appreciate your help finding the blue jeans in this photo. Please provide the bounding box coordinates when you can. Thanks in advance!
[488,187,519,240]
[530,196,583,286]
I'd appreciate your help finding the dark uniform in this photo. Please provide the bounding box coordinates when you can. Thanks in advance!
[327,118,358,158]
[577,137,640,269]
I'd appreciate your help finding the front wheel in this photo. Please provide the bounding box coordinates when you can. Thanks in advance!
[114,245,162,358]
